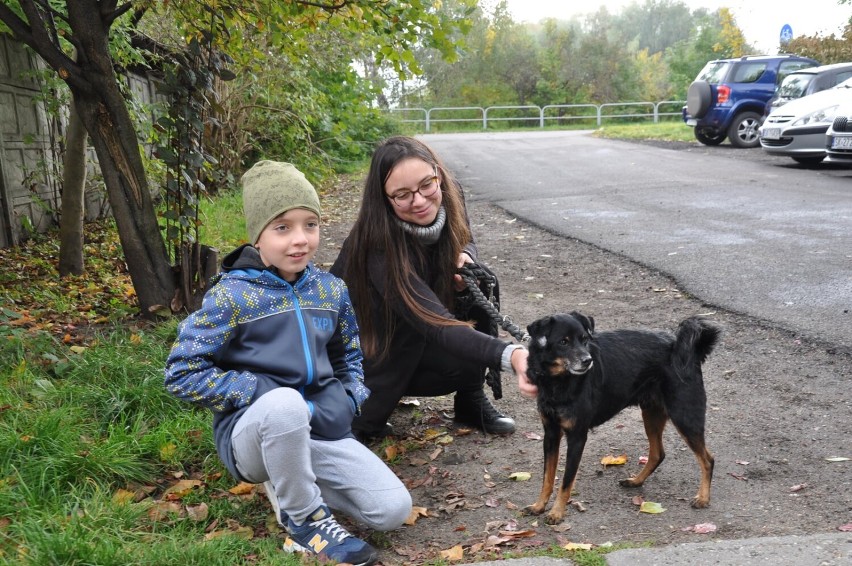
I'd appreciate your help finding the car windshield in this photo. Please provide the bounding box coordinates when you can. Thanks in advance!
[695,61,730,83]
[777,74,814,99]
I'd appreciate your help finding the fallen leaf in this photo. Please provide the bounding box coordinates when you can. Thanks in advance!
[439,544,464,561]
[204,525,253,541]
[163,479,203,500]
[186,502,209,522]
[112,489,136,505]
[508,472,531,481]
[384,444,399,461]
[159,443,177,460]
[729,472,748,481]
[148,501,183,521]
[484,534,512,547]
[422,428,445,441]
[227,482,254,496]
[563,542,593,550]
[600,454,628,467]
[639,501,666,514]
[683,522,717,534]
[498,529,536,539]
[404,506,429,526]
[736,460,750,466]
[523,432,542,440]
[838,523,852,532]
[632,496,645,506]
[789,483,808,492]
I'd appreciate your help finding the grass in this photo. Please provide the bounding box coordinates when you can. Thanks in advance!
[0,120,679,564]
[593,119,695,142]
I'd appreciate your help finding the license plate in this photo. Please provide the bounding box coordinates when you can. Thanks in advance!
[831,135,852,149]
[761,128,781,140]
[686,119,697,126]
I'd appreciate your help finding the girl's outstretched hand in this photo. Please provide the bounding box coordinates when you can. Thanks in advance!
[511,348,537,399]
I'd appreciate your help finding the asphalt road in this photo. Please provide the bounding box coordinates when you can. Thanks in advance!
[422,131,852,352]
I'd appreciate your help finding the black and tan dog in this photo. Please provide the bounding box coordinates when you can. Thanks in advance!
[523,312,721,524]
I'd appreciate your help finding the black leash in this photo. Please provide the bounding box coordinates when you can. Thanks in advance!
[457,263,530,400]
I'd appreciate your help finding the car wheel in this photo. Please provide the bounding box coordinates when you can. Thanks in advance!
[687,81,712,118]
[694,127,726,146]
[727,111,763,148]
[792,155,825,165]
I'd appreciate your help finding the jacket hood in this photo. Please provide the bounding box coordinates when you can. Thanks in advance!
[222,244,266,272]
[217,244,312,287]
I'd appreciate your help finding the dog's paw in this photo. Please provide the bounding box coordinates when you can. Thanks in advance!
[544,511,565,525]
[522,503,545,516]
[690,496,710,509]
[619,477,643,488]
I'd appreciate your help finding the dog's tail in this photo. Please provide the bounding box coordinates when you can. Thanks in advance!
[672,317,721,377]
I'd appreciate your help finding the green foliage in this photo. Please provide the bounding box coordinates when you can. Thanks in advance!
[405,1,799,109]
[787,23,852,63]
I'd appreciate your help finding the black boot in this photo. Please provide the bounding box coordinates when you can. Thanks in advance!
[353,422,395,444]
[454,388,516,435]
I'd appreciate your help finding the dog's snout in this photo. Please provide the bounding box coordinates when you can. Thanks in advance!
[579,354,593,369]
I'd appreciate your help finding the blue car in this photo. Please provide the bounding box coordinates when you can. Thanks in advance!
[683,55,819,148]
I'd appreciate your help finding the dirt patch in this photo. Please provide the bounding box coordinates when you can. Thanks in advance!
[313,148,852,565]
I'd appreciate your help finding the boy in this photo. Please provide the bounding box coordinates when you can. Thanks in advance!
[164,160,411,566]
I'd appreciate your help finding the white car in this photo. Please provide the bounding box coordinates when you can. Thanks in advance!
[825,102,852,164]
[759,77,852,165]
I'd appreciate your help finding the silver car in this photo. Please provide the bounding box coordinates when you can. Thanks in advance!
[759,77,852,165]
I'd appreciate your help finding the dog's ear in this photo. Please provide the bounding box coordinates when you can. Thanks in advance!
[569,311,595,335]
[527,316,553,338]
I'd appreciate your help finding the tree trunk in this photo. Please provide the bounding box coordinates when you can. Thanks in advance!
[65,4,176,316]
[72,89,176,316]
[58,99,87,276]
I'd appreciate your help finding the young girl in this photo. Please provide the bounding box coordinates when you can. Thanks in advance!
[165,160,411,566]
[330,137,535,442]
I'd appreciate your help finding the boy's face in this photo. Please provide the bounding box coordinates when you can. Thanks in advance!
[255,208,320,282]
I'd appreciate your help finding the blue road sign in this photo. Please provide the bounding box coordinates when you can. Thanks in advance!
[780,24,793,44]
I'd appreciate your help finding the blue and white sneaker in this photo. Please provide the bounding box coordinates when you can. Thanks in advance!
[283,504,378,566]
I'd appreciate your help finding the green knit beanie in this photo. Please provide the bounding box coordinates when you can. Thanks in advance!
[241,160,322,244]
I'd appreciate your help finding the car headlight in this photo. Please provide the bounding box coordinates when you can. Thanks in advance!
[791,104,840,127]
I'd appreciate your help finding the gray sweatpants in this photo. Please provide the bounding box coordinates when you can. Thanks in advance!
[231,387,411,530]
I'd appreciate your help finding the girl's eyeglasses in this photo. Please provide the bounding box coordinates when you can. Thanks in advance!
[387,169,440,208]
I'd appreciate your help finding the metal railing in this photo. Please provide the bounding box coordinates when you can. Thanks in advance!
[388,100,686,132]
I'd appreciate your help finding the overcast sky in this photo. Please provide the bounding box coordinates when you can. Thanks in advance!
[503,0,852,53]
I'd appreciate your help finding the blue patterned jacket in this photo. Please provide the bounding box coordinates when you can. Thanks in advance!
[164,244,369,481]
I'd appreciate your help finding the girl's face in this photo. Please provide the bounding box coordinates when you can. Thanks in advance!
[384,157,442,226]
[255,208,320,282]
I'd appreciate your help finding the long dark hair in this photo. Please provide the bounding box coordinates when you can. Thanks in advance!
[340,136,472,359]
